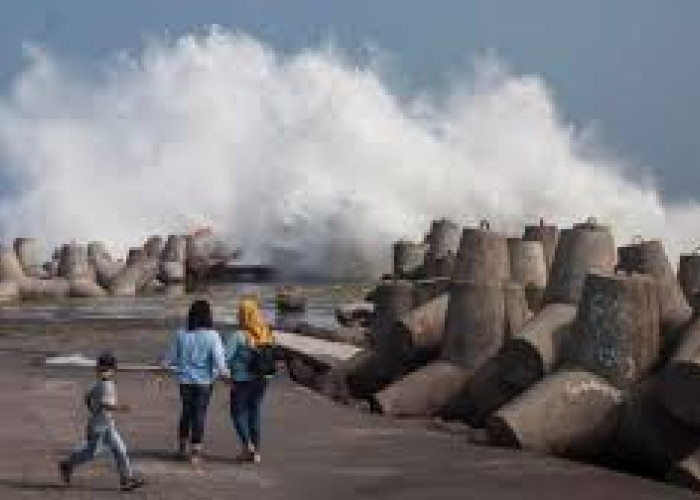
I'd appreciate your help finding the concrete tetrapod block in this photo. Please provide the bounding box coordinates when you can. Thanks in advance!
[666,450,700,492]
[87,241,111,261]
[523,221,559,275]
[543,221,616,305]
[14,238,46,278]
[393,293,449,364]
[318,350,380,404]
[617,239,692,335]
[318,366,354,404]
[507,238,547,311]
[335,302,375,328]
[443,289,571,427]
[43,259,59,278]
[160,260,186,284]
[141,278,166,295]
[162,234,188,262]
[19,277,70,300]
[678,251,700,311]
[341,349,406,400]
[441,353,523,427]
[69,278,108,298]
[412,277,450,307]
[371,361,468,417]
[58,243,93,281]
[143,235,164,259]
[423,219,461,278]
[109,258,158,296]
[392,240,428,279]
[126,247,144,266]
[369,280,414,351]
[451,225,510,284]
[486,369,622,460]
[186,233,217,264]
[428,255,456,280]
[287,356,324,390]
[0,246,26,282]
[503,282,531,339]
[184,235,216,288]
[441,281,506,369]
[92,254,123,289]
[499,303,577,390]
[371,282,507,418]
[0,280,20,302]
[610,377,700,478]
[287,322,367,347]
[658,316,700,428]
[138,259,159,289]
[564,272,660,389]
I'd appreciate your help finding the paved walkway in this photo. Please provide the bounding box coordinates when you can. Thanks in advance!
[0,324,693,499]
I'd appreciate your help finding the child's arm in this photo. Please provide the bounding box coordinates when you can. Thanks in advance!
[101,381,130,412]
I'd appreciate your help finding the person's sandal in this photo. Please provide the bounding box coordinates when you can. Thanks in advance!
[120,476,146,492]
[234,449,255,463]
[190,445,204,470]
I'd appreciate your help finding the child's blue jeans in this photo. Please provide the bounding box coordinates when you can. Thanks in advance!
[65,423,133,481]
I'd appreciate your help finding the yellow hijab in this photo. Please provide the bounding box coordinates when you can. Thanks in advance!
[238,297,274,347]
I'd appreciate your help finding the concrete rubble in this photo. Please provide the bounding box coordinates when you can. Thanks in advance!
[305,216,700,492]
[0,232,238,301]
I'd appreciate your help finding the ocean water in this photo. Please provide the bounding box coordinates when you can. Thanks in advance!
[0,282,371,330]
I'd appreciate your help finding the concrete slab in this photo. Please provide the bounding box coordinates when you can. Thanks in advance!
[274,330,362,366]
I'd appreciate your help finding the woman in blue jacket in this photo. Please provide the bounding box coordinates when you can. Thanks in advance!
[226,297,275,463]
[161,299,229,466]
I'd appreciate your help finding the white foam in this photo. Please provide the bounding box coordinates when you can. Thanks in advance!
[0,29,697,277]
[44,353,96,367]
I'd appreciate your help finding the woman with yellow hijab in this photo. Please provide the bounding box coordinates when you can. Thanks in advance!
[225,297,275,463]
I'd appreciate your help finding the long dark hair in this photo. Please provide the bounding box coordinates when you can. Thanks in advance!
[187,299,213,330]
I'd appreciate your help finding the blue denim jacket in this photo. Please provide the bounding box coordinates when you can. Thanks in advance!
[162,329,229,385]
[225,330,255,382]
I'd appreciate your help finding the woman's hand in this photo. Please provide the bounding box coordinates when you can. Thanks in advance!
[152,373,166,392]
[158,363,172,373]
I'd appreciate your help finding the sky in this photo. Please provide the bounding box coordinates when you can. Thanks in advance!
[0,0,698,202]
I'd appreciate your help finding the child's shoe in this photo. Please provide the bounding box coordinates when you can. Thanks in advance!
[120,476,146,492]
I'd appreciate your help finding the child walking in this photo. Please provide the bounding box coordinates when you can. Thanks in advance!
[58,351,145,492]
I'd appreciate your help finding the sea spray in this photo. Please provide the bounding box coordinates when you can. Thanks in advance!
[0,29,697,278]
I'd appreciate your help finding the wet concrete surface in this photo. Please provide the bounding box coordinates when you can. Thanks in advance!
[0,321,694,499]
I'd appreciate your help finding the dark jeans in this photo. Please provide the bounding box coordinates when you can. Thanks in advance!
[178,384,213,445]
[230,379,268,449]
